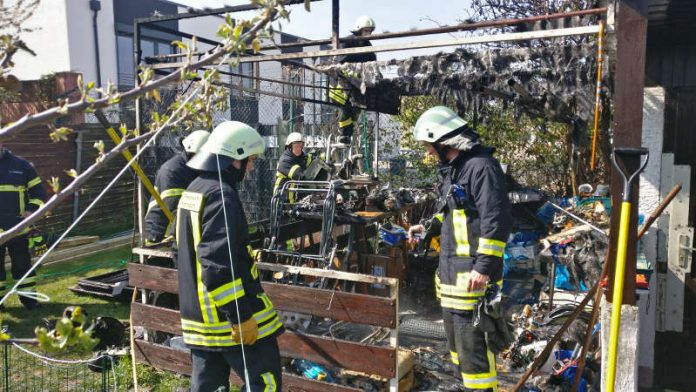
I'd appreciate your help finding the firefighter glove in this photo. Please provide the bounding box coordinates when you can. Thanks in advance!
[27,228,47,257]
[231,318,258,345]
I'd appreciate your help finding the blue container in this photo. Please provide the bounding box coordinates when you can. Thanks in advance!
[293,359,334,382]
[554,350,587,392]
[380,224,406,246]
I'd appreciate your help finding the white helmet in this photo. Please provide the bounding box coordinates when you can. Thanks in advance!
[285,132,304,146]
[181,130,210,153]
[187,121,266,172]
[350,15,375,34]
[413,106,468,143]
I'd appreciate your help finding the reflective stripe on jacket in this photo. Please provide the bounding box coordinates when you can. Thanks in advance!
[429,146,511,312]
[144,152,199,242]
[0,150,47,231]
[176,171,283,351]
[273,149,312,203]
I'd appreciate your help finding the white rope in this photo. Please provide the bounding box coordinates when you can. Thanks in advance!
[12,343,118,390]
[216,154,252,392]
[0,49,237,307]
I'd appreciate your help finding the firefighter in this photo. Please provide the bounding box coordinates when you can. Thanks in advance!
[273,132,312,203]
[0,142,47,310]
[407,106,511,392]
[177,121,284,392]
[144,130,209,244]
[328,15,376,144]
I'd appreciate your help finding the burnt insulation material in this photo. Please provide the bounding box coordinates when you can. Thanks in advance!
[317,43,607,125]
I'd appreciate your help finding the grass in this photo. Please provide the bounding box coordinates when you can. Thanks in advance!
[0,245,196,391]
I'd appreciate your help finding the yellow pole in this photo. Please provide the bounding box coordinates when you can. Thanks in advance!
[605,200,631,392]
[590,21,605,172]
[105,128,174,222]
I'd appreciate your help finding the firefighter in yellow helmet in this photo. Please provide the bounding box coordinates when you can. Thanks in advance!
[177,121,283,391]
[408,106,511,392]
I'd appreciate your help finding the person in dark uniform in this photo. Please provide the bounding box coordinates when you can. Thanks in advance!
[408,106,511,392]
[144,130,209,244]
[0,142,48,309]
[177,121,284,392]
[273,132,312,203]
[329,15,377,144]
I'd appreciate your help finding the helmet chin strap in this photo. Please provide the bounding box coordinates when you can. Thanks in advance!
[433,143,450,164]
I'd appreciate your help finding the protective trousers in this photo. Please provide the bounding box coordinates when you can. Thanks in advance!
[190,336,282,392]
[0,235,38,308]
[443,309,497,392]
[328,82,356,139]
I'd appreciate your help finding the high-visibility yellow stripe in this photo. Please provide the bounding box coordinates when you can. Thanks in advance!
[453,209,470,256]
[338,117,354,128]
[434,213,443,222]
[438,283,485,298]
[27,177,42,188]
[262,372,277,392]
[478,237,506,258]
[191,210,217,324]
[160,188,185,199]
[439,296,478,311]
[182,316,282,347]
[288,164,301,179]
[451,351,459,365]
[0,185,24,191]
[209,278,245,306]
[461,349,497,390]
[179,191,204,212]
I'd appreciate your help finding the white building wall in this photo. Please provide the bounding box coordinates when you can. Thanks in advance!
[65,0,118,87]
[637,87,665,387]
[3,0,72,80]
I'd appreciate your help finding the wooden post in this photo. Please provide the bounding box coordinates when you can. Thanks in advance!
[605,0,648,305]
[332,0,340,50]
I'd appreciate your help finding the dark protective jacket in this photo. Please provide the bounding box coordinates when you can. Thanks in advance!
[430,146,511,312]
[144,152,199,243]
[176,170,283,351]
[337,34,376,64]
[0,149,47,232]
[273,149,312,202]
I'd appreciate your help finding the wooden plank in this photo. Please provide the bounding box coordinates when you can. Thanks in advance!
[278,332,395,378]
[131,303,181,335]
[257,263,399,289]
[133,340,362,392]
[128,263,179,293]
[263,283,396,328]
[131,304,395,377]
[129,264,398,325]
[606,0,648,305]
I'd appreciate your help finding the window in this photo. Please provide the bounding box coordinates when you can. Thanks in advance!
[117,35,135,88]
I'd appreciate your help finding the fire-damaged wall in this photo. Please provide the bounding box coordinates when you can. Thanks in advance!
[318,41,605,126]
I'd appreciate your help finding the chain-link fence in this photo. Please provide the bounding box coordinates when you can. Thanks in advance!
[135,61,401,223]
[0,343,117,392]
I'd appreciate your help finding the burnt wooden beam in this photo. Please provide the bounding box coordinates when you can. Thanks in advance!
[129,272,396,328]
[133,340,362,392]
[605,0,648,304]
[131,303,396,377]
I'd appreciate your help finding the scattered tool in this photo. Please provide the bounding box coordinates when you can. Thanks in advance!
[605,147,648,392]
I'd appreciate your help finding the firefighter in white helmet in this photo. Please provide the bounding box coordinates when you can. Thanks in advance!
[408,106,511,392]
[144,129,210,244]
[273,132,312,202]
[328,15,377,145]
[177,121,283,391]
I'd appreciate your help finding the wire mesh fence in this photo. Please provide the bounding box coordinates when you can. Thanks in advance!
[135,61,402,223]
[0,343,117,392]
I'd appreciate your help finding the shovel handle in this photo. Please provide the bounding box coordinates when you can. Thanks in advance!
[611,147,649,201]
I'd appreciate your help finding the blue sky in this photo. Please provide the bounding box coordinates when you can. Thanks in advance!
[171,0,473,58]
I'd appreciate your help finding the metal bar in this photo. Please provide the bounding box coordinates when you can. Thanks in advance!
[331,0,339,50]
[606,0,648,305]
[141,22,222,48]
[133,0,321,25]
[150,24,601,67]
[237,25,601,63]
[549,202,607,235]
[256,7,608,51]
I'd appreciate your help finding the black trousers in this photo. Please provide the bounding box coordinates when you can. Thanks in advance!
[443,309,498,392]
[0,235,37,307]
[190,336,282,392]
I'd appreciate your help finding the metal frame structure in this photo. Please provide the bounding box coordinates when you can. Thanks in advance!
[124,2,643,391]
